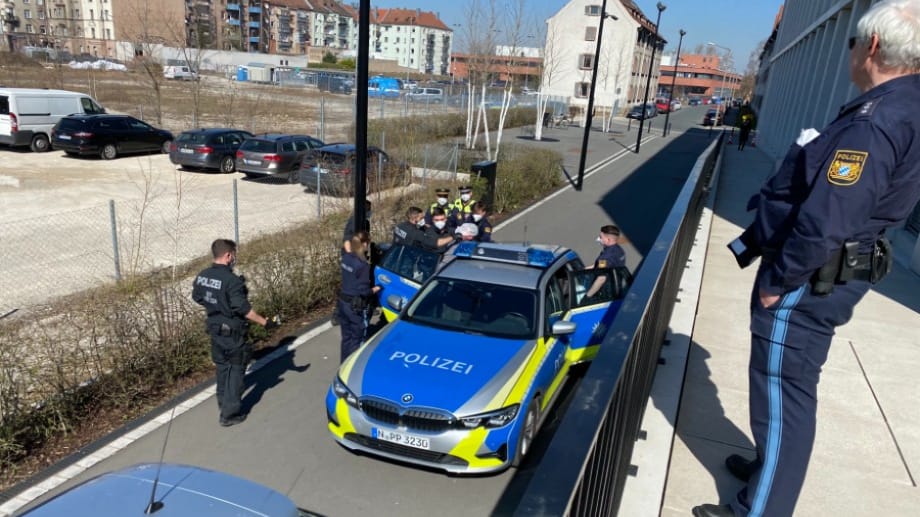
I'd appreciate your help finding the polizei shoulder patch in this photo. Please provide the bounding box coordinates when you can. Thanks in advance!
[827,149,868,186]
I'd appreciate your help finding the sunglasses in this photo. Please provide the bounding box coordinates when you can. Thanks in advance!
[848,36,858,49]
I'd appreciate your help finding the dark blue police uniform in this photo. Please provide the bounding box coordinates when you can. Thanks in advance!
[468,215,493,242]
[338,252,375,363]
[192,263,252,424]
[733,74,920,517]
[594,243,626,269]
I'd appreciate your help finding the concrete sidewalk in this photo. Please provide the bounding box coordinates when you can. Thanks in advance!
[660,143,920,515]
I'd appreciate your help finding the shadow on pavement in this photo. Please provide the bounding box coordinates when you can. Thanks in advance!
[243,335,310,415]
[597,128,717,257]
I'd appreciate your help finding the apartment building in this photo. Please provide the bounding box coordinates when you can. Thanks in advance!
[2,0,118,57]
[543,0,666,118]
[658,53,742,101]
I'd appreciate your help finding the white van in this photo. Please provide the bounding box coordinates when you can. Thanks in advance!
[0,88,106,152]
[163,65,198,81]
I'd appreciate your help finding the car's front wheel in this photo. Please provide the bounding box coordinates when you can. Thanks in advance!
[512,399,540,468]
[161,140,172,154]
[101,143,118,160]
[219,155,236,173]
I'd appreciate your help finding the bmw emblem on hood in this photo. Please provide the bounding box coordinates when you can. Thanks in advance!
[401,393,414,404]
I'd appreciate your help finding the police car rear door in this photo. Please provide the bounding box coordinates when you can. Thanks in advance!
[375,244,441,321]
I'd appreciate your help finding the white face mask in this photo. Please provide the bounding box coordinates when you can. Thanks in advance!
[416,218,426,228]
[595,236,603,245]
[460,193,471,202]
[434,221,446,230]
[437,197,448,205]
[472,213,483,222]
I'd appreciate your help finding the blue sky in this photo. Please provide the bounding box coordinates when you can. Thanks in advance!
[367,0,785,71]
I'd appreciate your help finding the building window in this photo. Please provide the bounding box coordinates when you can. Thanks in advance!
[39,25,45,34]
[579,53,595,70]
[575,82,590,98]
[585,5,601,16]
[24,9,31,19]
[38,11,45,19]
[585,27,597,41]
[105,28,111,39]
[74,9,79,17]
[26,24,33,33]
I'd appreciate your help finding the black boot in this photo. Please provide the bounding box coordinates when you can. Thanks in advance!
[726,453,761,482]
[692,503,734,516]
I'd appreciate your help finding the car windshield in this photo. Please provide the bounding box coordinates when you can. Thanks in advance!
[404,278,537,339]
[240,139,276,153]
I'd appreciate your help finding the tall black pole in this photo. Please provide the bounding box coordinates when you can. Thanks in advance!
[576,1,616,191]
[353,0,370,230]
[635,2,665,153]
[662,29,685,137]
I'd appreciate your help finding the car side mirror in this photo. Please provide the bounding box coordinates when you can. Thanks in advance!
[386,294,405,312]
[551,321,576,336]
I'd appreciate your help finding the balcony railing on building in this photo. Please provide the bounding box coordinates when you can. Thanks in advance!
[227,3,240,11]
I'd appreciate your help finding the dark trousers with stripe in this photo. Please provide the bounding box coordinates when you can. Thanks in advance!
[338,299,368,364]
[732,272,870,517]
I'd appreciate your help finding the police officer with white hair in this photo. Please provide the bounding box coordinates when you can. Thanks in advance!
[695,1,920,515]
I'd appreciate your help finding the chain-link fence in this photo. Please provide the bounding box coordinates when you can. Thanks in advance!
[0,177,342,317]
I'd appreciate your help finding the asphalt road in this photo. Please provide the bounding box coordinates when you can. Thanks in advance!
[10,106,720,517]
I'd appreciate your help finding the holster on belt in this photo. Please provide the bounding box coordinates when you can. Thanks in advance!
[810,238,892,296]
[339,293,368,312]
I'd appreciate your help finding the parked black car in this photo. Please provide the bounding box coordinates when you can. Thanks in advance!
[169,128,253,173]
[702,109,723,126]
[627,103,657,120]
[235,133,325,182]
[318,75,353,94]
[299,143,408,195]
[51,114,173,160]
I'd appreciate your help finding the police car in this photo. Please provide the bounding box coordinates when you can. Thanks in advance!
[327,242,631,474]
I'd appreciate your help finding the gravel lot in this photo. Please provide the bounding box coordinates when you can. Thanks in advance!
[0,141,348,315]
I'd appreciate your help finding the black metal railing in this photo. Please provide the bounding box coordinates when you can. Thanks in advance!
[509,134,724,516]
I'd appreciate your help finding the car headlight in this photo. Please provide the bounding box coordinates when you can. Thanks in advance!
[459,404,520,429]
[332,376,360,408]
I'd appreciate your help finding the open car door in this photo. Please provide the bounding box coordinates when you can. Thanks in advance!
[375,244,442,321]
[563,266,633,364]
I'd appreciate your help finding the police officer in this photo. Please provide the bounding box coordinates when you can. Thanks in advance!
[467,201,493,242]
[338,231,381,363]
[585,225,626,298]
[694,3,920,516]
[425,207,456,253]
[425,187,452,226]
[450,185,476,228]
[192,239,278,427]
[393,206,456,250]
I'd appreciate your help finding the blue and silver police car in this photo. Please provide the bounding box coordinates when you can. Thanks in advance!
[327,242,631,474]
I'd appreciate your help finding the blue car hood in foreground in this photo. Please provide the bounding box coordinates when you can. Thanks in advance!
[20,463,300,517]
[347,321,535,413]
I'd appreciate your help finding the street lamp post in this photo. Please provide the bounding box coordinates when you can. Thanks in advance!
[576,1,618,190]
[662,28,685,137]
[635,2,666,153]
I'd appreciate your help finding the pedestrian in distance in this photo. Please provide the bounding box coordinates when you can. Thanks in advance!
[738,115,753,151]
[696,2,920,516]
[192,239,279,427]
[337,231,381,363]
[467,201,493,242]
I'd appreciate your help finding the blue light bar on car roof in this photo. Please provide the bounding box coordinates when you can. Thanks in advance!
[453,242,558,268]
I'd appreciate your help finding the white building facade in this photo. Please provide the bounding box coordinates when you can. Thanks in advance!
[543,0,664,119]
[755,0,920,272]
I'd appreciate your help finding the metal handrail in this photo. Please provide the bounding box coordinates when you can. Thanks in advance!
[510,134,724,516]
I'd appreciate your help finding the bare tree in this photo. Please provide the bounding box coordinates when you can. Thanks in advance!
[599,44,631,132]
[533,23,564,141]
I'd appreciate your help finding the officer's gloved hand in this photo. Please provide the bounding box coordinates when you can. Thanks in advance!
[264,315,281,331]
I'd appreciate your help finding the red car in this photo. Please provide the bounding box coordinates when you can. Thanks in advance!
[655,98,671,113]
